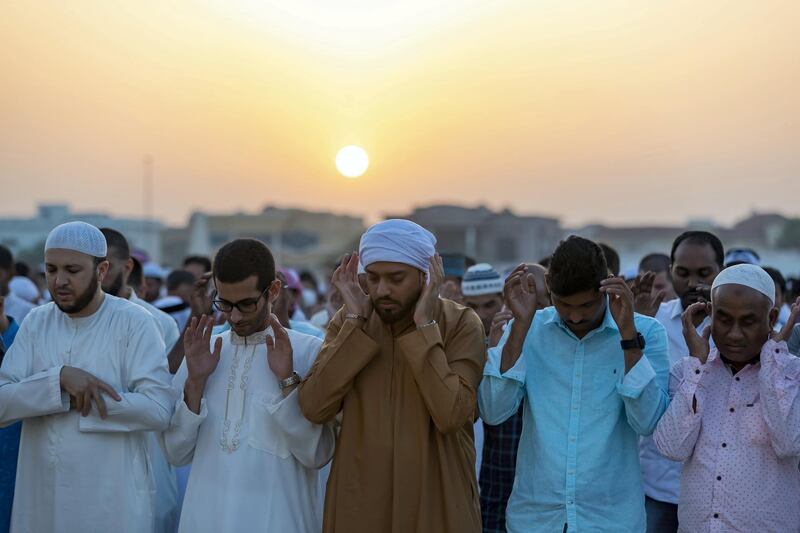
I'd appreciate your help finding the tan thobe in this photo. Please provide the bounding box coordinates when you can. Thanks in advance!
[299,298,486,533]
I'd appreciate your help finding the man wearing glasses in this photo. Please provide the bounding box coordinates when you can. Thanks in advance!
[162,238,336,533]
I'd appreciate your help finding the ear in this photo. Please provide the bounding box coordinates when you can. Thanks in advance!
[97,259,110,282]
[267,278,282,305]
[768,305,780,331]
[123,258,134,277]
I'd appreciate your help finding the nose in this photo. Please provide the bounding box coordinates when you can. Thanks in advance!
[728,323,745,342]
[229,308,244,323]
[569,311,582,324]
[375,280,391,298]
[55,272,69,287]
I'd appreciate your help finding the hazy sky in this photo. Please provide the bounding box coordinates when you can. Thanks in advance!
[1,1,798,227]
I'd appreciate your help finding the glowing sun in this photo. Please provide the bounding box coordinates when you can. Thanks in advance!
[336,145,369,178]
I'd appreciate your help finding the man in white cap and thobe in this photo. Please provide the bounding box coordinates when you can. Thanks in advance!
[654,264,800,531]
[0,221,174,533]
[299,219,486,533]
[163,238,335,533]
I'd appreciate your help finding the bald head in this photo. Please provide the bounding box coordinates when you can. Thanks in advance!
[525,263,551,308]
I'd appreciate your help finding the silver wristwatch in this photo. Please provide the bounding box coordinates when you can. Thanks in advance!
[278,372,301,391]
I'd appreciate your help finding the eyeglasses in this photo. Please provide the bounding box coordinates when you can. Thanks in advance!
[212,289,268,313]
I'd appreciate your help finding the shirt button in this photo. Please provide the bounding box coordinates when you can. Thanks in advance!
[735,377,740,381]
[569,437,576,442]
[729,407,735,413]
[716,475,722,481]
[695,369,700,374]
[714,513,719,519]
[722,443,727,448]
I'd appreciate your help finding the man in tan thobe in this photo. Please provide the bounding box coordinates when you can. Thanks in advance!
[299,219,485,533]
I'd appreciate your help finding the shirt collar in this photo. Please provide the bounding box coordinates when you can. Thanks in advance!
[544,300,617,337]
[230,326,274,346]
[669,298,685,320]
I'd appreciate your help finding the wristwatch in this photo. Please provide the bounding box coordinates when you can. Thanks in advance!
[620,332,646,351]
[278,372,301,391]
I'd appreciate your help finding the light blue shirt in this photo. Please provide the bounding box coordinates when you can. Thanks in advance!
[478,305,669,533]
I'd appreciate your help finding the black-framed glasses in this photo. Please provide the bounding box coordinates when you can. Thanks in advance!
[212,289,268,313]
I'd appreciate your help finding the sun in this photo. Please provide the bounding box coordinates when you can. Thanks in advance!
[336,145,369,178]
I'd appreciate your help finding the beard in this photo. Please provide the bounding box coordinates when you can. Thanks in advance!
[372,296,417,324]
[103,271,124,297]
[54,277,99,314]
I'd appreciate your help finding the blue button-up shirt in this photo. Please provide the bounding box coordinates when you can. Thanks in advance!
[478,306,669,533]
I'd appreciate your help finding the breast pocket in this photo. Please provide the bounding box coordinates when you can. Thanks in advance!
[246,393,292,459]
[593,368,622,413]
[738,398,770,447]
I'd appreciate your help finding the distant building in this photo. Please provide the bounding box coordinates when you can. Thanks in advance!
[0,204,162,263]
[160,206,365,276]
[388,205,562,269]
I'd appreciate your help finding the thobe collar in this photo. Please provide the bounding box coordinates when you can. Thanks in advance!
[65,293,110,327]
[230,326,275,346]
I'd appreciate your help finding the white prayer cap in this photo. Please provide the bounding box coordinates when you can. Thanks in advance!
[462,263,503,296]
[359,219,436,273]
[711,264,775,306]
[44,221,107,258]
[9,276,40,304]
[143,262,167,280]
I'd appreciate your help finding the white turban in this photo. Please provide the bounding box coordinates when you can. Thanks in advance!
[711,264,775,306]
[359,219,436,273]
[44,221,107,258]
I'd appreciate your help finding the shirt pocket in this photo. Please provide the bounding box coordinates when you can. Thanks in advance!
[246,393,292,459]
[738,397,770,447]
[593,368,622,413]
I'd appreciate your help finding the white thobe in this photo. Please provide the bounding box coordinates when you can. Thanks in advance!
[129,290,181,533]
[0,295,174,533]
[3,292,35,325]
[163,327,335,533]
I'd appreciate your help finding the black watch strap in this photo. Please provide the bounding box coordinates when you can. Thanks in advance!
[620,332,646,351]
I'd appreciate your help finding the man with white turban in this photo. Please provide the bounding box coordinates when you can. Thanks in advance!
[654,264,800,531]
[0,221,174,533]
[299,219,486,533]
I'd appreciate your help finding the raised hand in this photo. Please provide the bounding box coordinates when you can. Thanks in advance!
[184,315,223,383]
[189,273,214,318]
[439,279,463,303]
[682,301,712,363]
[632,271,666,317]
[266,314,294,381]
[414,254,444,327]
[504,264,539,325]
[489,309,514,348]
[600,276,637,338]
[60,366,122,418]
[774,296,800,342]
[331,252,372,319]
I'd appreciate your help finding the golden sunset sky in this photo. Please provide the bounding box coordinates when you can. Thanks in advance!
[1,1,798,227]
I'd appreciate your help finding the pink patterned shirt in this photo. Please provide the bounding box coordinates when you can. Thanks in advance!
[654,339,800,532]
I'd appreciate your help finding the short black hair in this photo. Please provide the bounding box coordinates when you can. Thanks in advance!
[670,231,724,268]
[763,266,787,294]
[639,253,671,274]
[548,236,608,297]
[166,270,196,291]
[129,257,144,291]
[14,262,30,277]
[599,243,620,276]
[183,255,212,273]
[0,246,12,272]
[299,270,318,289]
[100,227,131,259]
[538,256,551,269]
[213,239,275,292]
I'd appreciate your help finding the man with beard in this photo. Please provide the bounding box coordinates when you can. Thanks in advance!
[100,227,180,533]
[479,236,669,533]
[0,221,173,533]
[299,220,486,533]
[655,264,800,531]
[636,231,724,532]
[163,239,335,533]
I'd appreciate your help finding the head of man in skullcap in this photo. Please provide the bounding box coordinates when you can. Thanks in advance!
[44,221,109,315]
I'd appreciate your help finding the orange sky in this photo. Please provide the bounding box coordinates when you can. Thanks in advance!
[1,1,798,227]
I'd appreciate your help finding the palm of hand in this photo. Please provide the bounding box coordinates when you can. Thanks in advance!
[186,343,219,379]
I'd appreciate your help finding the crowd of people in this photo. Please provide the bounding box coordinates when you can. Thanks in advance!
[0,218,799,533]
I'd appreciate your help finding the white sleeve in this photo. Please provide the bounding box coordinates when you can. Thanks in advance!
[0,318,70,426]
[161,360,206,466]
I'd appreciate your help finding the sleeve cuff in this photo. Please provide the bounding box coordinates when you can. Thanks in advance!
[617,355,656,398]
[46,365,71,413]
[484,345,526,384]
[172,396,208,428]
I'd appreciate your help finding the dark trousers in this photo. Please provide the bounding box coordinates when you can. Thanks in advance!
[645,495,679,533]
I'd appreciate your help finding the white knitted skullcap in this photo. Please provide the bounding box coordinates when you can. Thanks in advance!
[44,221,107,258]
